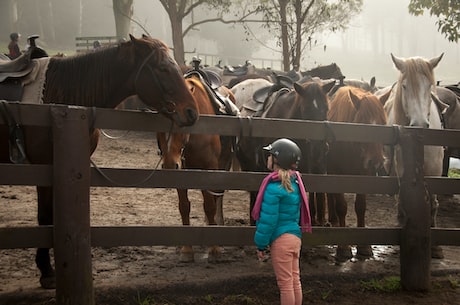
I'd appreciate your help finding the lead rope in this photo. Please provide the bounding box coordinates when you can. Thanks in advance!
[90,115,174,187]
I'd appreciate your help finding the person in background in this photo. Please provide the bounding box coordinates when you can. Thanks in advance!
[8,32,21,59]
[93,40,101,50]
[252,138,312,305]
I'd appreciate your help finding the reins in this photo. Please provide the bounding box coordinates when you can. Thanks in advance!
[0,100,29,164]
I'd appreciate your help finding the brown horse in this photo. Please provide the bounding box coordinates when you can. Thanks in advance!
[157,72,237,262]
[326,86,387,260]
[234,80,334,225]
[0,35,198,289]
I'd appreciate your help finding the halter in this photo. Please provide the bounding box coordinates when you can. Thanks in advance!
[134,48,177,115]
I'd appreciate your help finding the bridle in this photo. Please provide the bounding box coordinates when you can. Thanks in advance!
[134,48,177,115]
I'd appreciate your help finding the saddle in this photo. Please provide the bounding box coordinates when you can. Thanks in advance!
[223,61,253,76]
[242,75,293,116]
[184,58,239,117]
[184,57,223,90]
[250,75,293,104]
[0,39,49,102]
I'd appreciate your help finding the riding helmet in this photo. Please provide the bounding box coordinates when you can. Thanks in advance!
[263,138,301,170]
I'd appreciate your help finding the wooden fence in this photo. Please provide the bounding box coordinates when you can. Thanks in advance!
[75,36,119,53]
[0,103,459,304]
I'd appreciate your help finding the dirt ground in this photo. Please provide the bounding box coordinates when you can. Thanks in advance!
[0,131,459,305]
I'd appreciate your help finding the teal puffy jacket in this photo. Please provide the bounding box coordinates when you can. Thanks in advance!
[254,176,302,250]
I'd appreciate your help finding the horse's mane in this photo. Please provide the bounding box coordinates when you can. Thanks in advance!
[43,37,170,108]
[328,86,386,125]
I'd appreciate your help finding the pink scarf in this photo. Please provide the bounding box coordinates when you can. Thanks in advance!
[251,171,312,233]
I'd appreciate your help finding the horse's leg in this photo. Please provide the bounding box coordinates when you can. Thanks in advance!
[355,193,373,258]
[249,191,258,226]
[316,192,327,226]
[430,194,444,259]
[36,186,56,289]
[309,192,318,225]
[215,192,224,225]
[202,190,222,263]
[177,189,194,262]
[333,193,353,261]
[326,193,338,227]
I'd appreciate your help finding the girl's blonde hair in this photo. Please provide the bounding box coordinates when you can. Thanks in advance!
[278,168,294,192]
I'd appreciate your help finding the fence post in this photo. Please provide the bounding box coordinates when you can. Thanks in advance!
[51,106,94,305]
[398,127,431,291]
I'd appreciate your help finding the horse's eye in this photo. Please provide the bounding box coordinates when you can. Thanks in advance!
[158,64,169,73]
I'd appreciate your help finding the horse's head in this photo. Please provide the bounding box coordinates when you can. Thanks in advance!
[290,81,334,173]
[293,81,333,121]
[157,132,189,169]
[391,53,443,128]
[122,35,198,127]
[329,86,388,173]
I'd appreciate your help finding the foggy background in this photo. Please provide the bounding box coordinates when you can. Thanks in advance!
[136,0,459,86]
[3,0,459,87]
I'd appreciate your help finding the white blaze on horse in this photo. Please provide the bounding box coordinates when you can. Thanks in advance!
[383,53,447,258]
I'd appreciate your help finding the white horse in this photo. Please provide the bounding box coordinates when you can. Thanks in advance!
[384,53,447,258]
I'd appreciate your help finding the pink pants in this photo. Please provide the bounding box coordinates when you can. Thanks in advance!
[271,233,302,305]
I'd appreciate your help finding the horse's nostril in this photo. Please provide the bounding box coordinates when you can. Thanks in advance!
[186,107,198,123]
[175,163,180,170]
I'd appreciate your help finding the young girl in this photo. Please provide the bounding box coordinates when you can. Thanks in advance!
[252,138,312,305]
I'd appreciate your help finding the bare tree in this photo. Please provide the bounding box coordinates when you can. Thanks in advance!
[113,0,134,40]
[158,0,259,64]
[257,0,363,71]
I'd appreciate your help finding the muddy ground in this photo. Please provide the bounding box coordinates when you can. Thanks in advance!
[0,131,459,305]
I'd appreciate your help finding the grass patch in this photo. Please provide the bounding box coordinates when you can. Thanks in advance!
[221,294,260,305]
[360,276,401,292]
[448,168,460,178]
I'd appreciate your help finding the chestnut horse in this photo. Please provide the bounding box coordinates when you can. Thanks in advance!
[234,80,334,225]
[157,72,238,262]
[384,53,447,258]
[0,35,198,288]
[326,86,387,260]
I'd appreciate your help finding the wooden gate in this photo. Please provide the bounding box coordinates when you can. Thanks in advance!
[0,103,459,304]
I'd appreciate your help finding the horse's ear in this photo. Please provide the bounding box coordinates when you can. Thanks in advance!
[370,76,376,88]
[186,79,195,93]
[378,88,392,106]
[391,53,405,72]
[349,89,362,110]
[322,81,335,94]
[129,34,136,42]
[429,53,444,69]
[293,82,304,95]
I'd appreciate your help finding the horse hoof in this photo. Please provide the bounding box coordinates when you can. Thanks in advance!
[356,245,373,258]
[431,246,444,259]
[335,245,353,261]
[40,276,56,289]
[179,251,195,263]
[207,246,222,263]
